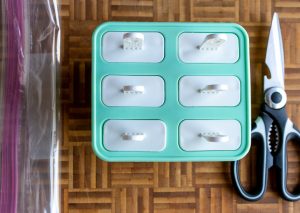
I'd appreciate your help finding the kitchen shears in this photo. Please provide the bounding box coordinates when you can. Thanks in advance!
[231,13,300,201]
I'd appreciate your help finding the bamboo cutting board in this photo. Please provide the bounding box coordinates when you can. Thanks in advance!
[60,0,300,212]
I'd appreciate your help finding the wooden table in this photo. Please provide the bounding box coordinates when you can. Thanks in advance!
[60,0,300,212]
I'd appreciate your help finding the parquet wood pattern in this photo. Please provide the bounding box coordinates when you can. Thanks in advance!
[60,0,300,212]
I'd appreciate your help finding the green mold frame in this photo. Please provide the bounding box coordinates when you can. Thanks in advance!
[92,22,251,162]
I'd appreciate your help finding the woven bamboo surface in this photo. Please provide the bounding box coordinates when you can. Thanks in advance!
[60,0,300,212]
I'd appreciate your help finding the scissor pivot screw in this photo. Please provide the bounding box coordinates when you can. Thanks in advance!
[271,92,282,104]
[265,87,287,109]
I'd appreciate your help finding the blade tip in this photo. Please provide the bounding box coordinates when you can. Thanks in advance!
[273,13,279,22]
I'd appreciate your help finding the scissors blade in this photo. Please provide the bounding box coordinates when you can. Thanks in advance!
[264,13,285,92]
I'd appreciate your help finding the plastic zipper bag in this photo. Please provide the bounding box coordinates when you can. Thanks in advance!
[0,0,60,212]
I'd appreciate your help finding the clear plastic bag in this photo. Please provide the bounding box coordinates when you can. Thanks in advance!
[0,0,60,212]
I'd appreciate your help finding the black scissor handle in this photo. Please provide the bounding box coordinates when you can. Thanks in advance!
[276,120,300,201]
[231,116,271,201]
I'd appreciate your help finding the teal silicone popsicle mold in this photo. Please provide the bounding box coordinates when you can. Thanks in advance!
[92,22,251,162]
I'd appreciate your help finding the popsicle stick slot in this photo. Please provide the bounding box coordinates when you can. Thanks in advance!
[198,84,229,94]
[121,85,145,94]
[199,132,229,143]
[123,32,144,50]
[121,133,145,141]
[198,34,228,51]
